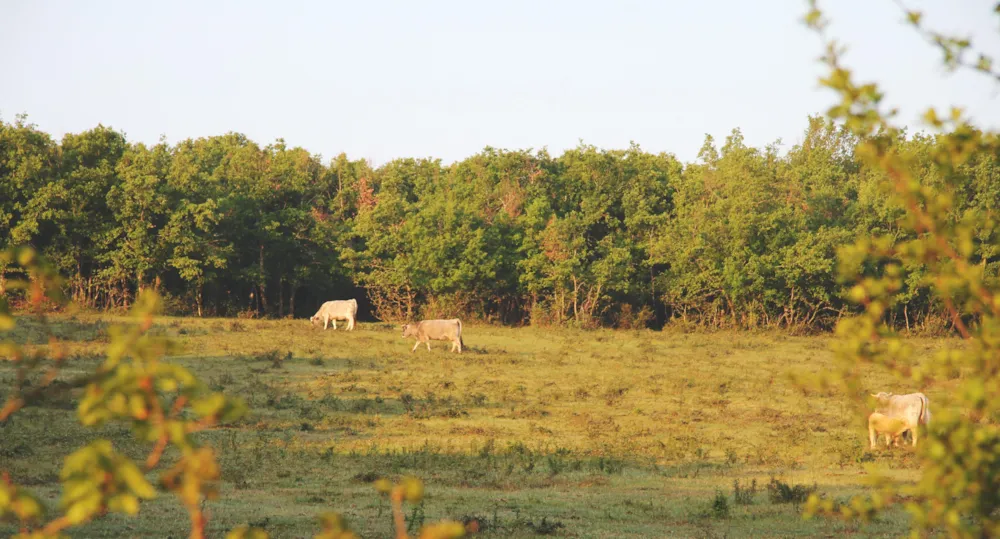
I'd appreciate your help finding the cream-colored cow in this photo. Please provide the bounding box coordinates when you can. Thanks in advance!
[871,391,930,446]
[868,412,909,449]
[401,319,464,353]
[310,299,358,330]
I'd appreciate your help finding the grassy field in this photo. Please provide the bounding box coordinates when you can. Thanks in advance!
[0,315,951,538]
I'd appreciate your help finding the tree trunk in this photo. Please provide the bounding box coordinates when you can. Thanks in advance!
[405,285,414,320]
[258,244,268,315]
[650,266,655,299]
[788,287,796,329]
[76,258,83,304]
[571,276,580,321]
[197,282,203,317]
[289,285,297,319]
[278,280,284,318]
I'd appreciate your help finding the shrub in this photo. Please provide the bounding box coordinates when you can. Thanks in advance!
[709,489,731,519]
[733,478,757,505]
[767,476,816,505]
[527,517,565,535]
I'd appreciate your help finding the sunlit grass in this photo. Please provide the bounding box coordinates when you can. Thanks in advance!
[0,315,945,537]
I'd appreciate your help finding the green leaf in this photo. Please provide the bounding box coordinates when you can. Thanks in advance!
[118,461,157,499]
[922,108,942,127]
[976,55,993,72]
[64,491,101,525]
[192,393,226,418]
[804,9,822,27]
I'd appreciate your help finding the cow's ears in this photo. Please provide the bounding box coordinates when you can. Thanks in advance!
[869,393,878,398]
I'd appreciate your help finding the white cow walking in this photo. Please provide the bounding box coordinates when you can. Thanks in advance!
[870,391,931,447]
[401,319,464,353]
[310,299,358,330]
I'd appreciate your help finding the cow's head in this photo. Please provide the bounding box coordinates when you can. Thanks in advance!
[401,324,415,338]
[310,315,321,327]
[870,392,893,404]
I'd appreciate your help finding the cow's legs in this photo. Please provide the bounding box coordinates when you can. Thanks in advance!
[426,341,431,351]
[332,318,338,330]
[911,427,918,447]
[323,316,329,330]
[347,317,354,331]
[411,341,420,353]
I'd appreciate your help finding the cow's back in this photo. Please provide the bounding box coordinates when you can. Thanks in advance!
[322,300,357,317]
[416,319,460,339]
[882,394,924,424]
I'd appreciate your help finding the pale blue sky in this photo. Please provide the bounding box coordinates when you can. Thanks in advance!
[1,1,997,165]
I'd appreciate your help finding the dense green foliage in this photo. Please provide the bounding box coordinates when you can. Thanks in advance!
[4,114,998,329]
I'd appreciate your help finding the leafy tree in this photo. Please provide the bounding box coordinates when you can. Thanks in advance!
[161,199,232,317]
[0,115,58,297]
[342,158,440,321]
[51,126,128,307]
[105,141,173,296]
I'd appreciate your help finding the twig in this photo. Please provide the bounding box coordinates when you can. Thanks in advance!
[392,490,408,539]
[942,296,971,340]
[0,372,101,422]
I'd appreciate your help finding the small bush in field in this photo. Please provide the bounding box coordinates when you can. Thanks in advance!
[710,490,731,519]
[767,476,815,505]
[734,479,757,505]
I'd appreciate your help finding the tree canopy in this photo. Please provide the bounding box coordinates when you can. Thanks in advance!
[2,111,998,330]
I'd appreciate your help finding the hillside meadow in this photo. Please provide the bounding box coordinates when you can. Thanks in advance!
[0,315,950,537]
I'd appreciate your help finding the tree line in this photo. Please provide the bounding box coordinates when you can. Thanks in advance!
[1,113,997,330]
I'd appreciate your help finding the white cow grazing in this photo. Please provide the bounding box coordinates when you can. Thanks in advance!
[310,299,358,330]
[401,319,463,353]
[870,391,931,446]
[868,412,909,449]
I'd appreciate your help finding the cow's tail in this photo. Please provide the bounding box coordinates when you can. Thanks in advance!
[920,394,931,426]
[457,319,464,351]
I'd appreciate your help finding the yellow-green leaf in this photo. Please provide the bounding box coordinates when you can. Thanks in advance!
[119,461,157,499]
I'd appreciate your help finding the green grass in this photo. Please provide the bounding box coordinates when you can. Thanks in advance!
[0,315,949,537]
